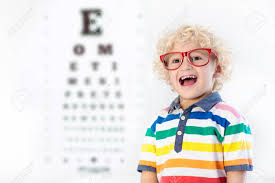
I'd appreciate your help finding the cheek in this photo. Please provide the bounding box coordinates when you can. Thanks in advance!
[168,73,178,86]
[198,69,214,83]
[203,64,215,76]
[168,72,175,80]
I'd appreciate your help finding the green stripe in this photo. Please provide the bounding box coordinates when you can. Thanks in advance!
[156,126,223,142]
[145,128,156,137]
[156,127,177,140]
[185,126,224,142]
[225,123,251,136]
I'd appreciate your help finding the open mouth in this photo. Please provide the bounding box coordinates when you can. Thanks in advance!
[179,75,197,87]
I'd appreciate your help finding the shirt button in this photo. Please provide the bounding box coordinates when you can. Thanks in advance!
[181,116,185,120]
[177,131,182,135]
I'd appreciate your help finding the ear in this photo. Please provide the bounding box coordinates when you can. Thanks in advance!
[213,64,222,78]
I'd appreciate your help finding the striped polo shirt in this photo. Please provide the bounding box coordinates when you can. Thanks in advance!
[137,91,253,183]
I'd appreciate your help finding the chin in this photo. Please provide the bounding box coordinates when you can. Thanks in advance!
[178,89,210,100]
[178,90,200,99]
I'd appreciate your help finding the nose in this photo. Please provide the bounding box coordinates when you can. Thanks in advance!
[178,55,193,70]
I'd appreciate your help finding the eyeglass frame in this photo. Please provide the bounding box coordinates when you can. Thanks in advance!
[160,48,218,70]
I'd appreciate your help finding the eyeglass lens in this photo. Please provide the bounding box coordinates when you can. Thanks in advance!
[163,49,209,69]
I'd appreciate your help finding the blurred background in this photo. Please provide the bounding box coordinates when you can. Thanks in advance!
[1,0,275,182]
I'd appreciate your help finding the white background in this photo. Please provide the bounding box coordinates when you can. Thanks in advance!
[1,0,275,182]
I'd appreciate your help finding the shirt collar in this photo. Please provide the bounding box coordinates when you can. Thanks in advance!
[167,91,222,114]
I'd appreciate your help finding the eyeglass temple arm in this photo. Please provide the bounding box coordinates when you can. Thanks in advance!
[211,49,218,57]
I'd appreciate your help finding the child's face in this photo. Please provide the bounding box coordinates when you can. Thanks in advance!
[168,41,219,102]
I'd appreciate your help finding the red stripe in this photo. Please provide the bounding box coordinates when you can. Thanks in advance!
[160,176,226,183]
[163,107,169,112]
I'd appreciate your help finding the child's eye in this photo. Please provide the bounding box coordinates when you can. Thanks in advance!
[172,59,181,63]
[190,56,202,61]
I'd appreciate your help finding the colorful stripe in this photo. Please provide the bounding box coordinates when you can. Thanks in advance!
[138,160,156,168]
[225,123,251,135]
[224,158,252,167]
[160,176,226,183]
[223,140,252,152]
[156,126,224,142]
[214,103,241,118]
[157,158,224,173]
[189,112,231,128]
[141,144,156,153]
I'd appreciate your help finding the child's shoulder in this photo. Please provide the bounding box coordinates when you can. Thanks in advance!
[211,100,246,125]
[145,107,171,132]
[153,106,172,117]
[161,106,170,115]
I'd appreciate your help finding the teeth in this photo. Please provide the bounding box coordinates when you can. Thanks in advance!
[180,75,197,80]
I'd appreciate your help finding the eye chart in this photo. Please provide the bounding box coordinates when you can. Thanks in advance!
[32,1,148,182]
[62,10,125,174]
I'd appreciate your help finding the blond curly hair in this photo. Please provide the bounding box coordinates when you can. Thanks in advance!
[152,24,233,92]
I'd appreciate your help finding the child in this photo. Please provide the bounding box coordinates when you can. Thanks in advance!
[137,24,253,183]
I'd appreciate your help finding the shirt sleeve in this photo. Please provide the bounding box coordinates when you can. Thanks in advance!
[222,112,253,172]
[137,114,157,173]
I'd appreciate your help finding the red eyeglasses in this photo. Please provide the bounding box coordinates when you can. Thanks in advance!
[160,48,218,70]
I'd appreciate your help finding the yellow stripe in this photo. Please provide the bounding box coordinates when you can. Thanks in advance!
[156,144,174,156]
[223,141,252,152]
[141,144,156,153]
[156,142,223,156]
[144,140,252,156]
[183,141,223,152]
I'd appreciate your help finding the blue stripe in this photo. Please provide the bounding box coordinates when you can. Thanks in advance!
[150,111,230,133]
[150,114,180,133]
[224,164,253,172]
[137,165,156,173]
[189,111,230,128]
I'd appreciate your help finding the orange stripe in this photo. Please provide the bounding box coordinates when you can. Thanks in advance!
[224,158,252,166]
[139,160,156,168]
[156,159,224,173]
